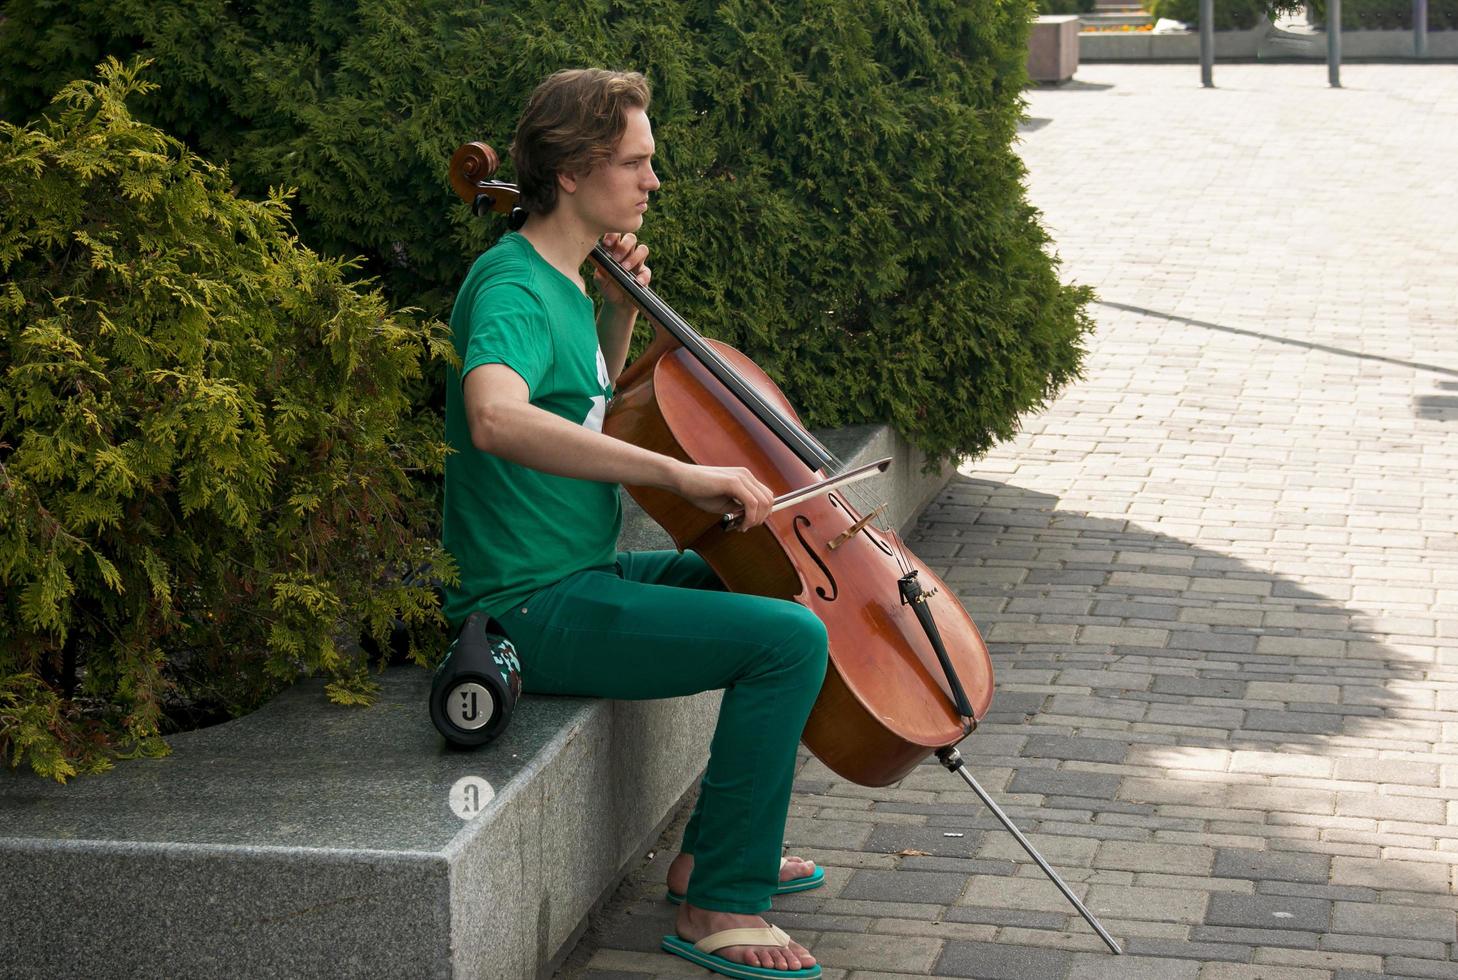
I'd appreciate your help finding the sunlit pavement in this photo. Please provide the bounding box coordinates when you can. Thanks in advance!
[562,64,1458,980]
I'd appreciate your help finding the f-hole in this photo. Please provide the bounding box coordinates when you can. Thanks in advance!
[793,515,838,601]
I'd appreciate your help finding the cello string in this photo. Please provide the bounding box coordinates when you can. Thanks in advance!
[832,469,915,579]
[593,244,919,566]
[594,246,843,474]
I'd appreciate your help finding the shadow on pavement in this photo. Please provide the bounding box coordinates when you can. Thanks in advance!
[817,474,1450,975]
[555,474,1451,978]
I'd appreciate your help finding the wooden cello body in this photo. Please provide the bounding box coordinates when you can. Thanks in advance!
[450,142,995,787]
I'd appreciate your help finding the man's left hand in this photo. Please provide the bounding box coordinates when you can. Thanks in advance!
[596,232,651,308]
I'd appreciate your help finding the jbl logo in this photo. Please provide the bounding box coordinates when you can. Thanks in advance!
[447,682,494,730]
[458,689,478,721]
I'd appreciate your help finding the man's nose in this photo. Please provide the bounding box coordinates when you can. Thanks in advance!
[644,166,660,192]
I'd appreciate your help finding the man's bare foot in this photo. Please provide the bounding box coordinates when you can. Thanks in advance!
[674,902,816,972]
[666,852,816,898]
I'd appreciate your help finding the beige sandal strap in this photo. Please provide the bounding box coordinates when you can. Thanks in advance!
[694,926,792,954]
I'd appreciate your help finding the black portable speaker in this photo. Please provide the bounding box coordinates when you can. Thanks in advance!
[429,611,522,747]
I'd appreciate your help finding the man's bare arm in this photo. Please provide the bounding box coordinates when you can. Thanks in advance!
[464,363,773,528]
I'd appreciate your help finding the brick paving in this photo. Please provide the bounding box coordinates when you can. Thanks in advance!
[559,64,1458,979]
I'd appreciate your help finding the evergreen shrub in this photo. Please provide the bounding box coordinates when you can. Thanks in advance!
[0,60,454,782]
[1309,0,1458,29]
[1147,0,1303,29]
[1037,0,1096,14]
[0,0,1094,467]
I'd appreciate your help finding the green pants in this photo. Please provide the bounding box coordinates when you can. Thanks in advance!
[495,550,828,914]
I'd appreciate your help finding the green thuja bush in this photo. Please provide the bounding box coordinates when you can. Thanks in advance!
[1309,0,1458,29]
[0,0,1093,466]
[1037,0,1095,13]
[1147,0,1303,29]
[0,59,454,782]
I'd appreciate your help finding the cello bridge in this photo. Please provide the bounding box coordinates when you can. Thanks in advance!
[827,502,889,551]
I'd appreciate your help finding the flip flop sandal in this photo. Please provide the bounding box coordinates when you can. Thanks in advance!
[661,924,821,979]
[666,857,825,905]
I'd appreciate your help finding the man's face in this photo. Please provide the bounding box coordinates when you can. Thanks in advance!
[565,107,660,235]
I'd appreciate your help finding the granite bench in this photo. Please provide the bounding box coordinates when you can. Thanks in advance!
[0,423,951,980]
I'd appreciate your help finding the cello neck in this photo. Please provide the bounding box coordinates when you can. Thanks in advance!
[589,244,838,474]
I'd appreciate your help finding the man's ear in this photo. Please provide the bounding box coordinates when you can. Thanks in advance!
[557,170,578,196]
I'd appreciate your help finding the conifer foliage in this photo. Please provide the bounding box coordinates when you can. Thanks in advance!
[0,0,1094,466]
[0,60,454,781]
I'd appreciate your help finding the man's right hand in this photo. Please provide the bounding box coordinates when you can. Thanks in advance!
[669,462,775,530]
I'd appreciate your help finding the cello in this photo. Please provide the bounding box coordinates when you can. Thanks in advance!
[449,141,1120,954]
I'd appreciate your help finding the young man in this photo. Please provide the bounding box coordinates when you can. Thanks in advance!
[442,68,827,978]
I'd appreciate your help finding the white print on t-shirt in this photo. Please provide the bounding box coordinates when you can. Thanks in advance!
[581,346,610,433]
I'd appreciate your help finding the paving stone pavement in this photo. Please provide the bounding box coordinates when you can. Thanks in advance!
[557,64,1458,980]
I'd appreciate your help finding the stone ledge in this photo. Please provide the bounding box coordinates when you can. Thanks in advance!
[1081,24,1458,60]
[0,423,950,980]
[1080,23,1269,60]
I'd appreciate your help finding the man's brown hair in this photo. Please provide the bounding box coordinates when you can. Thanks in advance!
[510,68,652,216]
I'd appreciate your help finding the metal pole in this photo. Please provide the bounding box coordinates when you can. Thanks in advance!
[1328,0,1342,87]
[938,748,1123,955]
[1200,0,1215,87]
[1415,0,1429,57]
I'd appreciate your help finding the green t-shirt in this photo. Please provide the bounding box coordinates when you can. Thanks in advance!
[441,232,621,625]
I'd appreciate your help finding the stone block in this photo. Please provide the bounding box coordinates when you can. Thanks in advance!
[1212,848,1332,885]
[1230,751,1333,778]
[1245,682,1341,704]
[943,905,1068,929]
[1123,938,1252,962]
[1320,932,1449,959]
[899,855,1018,877]
[864,824,984,859]
[935,941,1075,979]
[1328,856,1450,892]
[1255,948,1382,972]
[1243,710,1344,735]
[957,873,1090,914]
[1086,883,1209,923]
[1328,901,1456,942]
[977,831,1099,867]
[871,916,999,942]
[1119,776,1229,809]
[839,869,968,905]
[0,677,715,980]
[1191,925,1319,948]
[1007,768,1122,800]
[1045,694,1147,722]
[1167,632,1260,654]
[1333,758,1439,785]
[1028,15,1080,84]
[1067,951,1202,979]
[1145,703,1247,729]
[1080,625,1170,647]
[811,931,943,974]
[1197,965,1334,980]
[1024,735,1130,764]
[1096,841,1216,876]
[1205,893,1332,933]
[1092,600,1181,621]
[783,816,874,851]
[0,422,954,979]
[1383,958,1458,980]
